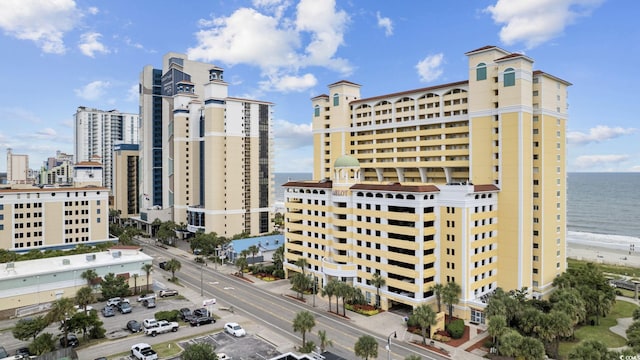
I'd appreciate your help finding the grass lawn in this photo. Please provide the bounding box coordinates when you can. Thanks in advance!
[558,300,637,359]
[567,258,640,277]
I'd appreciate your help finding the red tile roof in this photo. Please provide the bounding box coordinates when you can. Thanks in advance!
[351,183,440,192]
[328,80,361,87]
[283,180,333,188]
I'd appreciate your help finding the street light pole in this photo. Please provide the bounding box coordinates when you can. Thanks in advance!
[386,330,397,360]
[200,261,207,296]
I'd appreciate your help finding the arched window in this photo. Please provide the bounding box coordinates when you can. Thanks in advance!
[476,63,487,81]
[333,93,339,106]
[314,105,320,117]
[504,68,515,87]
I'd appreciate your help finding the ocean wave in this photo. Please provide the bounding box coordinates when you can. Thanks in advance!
[567,231,640,252]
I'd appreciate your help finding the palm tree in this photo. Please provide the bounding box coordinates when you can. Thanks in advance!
[321,279,337,313]
[247,244,260,263]
[354,335,378,360]
[370,273,385,309]
[81,269,98,289]
[318,330,333,353]
[235,256,248,277]
[45,297,75,346]
[442,282,461,323]
[132,273,139,295]
[292,311,316,348]
[412,304,437,344]
[75,286,95,314]
[295,257,309,275]
[141,263,153,293]
[290,272,310,300]
[430,283,444,313]
[165,259,182,281]
[488,314,507,351]
[335,282,351,316]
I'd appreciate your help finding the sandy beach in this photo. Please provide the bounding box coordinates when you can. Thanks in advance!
[567,231,640,267]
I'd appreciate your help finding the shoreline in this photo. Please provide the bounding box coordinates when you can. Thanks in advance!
[567,231,640,266]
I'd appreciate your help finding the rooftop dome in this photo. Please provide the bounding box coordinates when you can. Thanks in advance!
[334,155,360,168]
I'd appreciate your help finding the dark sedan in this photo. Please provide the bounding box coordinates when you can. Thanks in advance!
[192,308,210,317]
[60,333,79,347]
[127,319,142,333]
[189,316,215,327]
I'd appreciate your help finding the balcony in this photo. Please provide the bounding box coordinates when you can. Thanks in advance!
[321,257,357,278]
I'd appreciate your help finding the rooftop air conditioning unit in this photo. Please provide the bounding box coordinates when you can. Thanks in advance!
[86,254,96,262]
[112,251,121,258]
[62,259,70,265]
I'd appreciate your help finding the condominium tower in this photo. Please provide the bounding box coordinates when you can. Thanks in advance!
[283,46,570,323]
[139,53,274,237]
[74,106,140,191]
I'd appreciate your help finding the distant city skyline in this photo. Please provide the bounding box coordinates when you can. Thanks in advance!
[0,0,637,173]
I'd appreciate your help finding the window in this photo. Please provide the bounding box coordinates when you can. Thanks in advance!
[476,63,487,81]
[333,93,339,106]
[314,105,320,117]
[504,68,515,87]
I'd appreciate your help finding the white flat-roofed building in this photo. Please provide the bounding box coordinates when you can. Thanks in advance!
[0,247,153,318]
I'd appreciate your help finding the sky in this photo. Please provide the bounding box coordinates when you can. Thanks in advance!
[0,0,637,174]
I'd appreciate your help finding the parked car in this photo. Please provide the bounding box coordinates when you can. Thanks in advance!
[224,322,246,337]
[143,298,156,308]
[192,308,209,317]
[106,297,123,307]
[190,316,215,327]
[158,261,167,270]
[118,301,132,314]
[15,347,31,356]
[60,333,79,347]
[101,306,116,317]
[159,289,178,297]
[127,320,143,333]
[0,347,8,358]
[137,293,156,302]
[143,318,158,329]
[179,308,193,321]
[216,353,231,360]
[74,304,94,313]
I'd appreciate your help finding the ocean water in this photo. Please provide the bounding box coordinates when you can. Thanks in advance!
[274,172,640,241]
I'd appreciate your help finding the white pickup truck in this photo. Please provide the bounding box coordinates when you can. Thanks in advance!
[144,320,179,337]
[131,343,158,360]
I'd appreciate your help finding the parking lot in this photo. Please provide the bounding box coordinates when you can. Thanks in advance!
[179,332,279,360]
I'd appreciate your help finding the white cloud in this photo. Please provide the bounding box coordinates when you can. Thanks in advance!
[272,119,312,150]
[0,0,80,54]
[567,125,636,145]
[74,80,111,101]
[416,53,444,83]
[188,0,351,94]
[126,83,139,102]
[485,0,604,49]
[376,11,393,36]
[79,32,109,57]
[35,128,57,139]
[260,73,317,93]
[87,6,99,15]
[574,154,630,169]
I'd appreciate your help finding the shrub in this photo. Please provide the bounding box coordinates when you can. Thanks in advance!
[155,310,180,322]
[272,269,285,279]
[446,319,465,339]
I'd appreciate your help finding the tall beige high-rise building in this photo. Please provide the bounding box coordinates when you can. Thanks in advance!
[6,148,31,185]
[139,53,274,237]
[283,46,570,323]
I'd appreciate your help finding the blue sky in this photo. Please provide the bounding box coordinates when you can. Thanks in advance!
[0,0,637,173]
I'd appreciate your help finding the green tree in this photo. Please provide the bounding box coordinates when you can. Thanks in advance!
[67,310,104,341]
[335,281,351,316]
[81,269,98,289]
[141,263,153,293]
[182,342,218,360]
[321,279,338,313]
[633,307,640,321]
[498,329,522,357]
[354,335,378,360]
[488,314,507,350]
[235,256,248,277]
[370,273,385,309]
[75,286,96,313]
[404,356,421,360]
[12,316,47,341]
[100,272,130,299]
[568,339,613,360]
[518,336,545,360]
[290,272,311,300]
[442,282,461,323]
[626,320,640,353]
[292,311,316,349]
[533,310,572,359]
[318,329,333,353]
[157,220,177,245]
[272,245,285,278]
[411,304,437,344]
[132,273,139,295]
[430,283,444,313]
[29,332,56,356]
[295,257,309,275]
[165,258,182,281]
[45,297,75,346]
[247,244,260,262]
